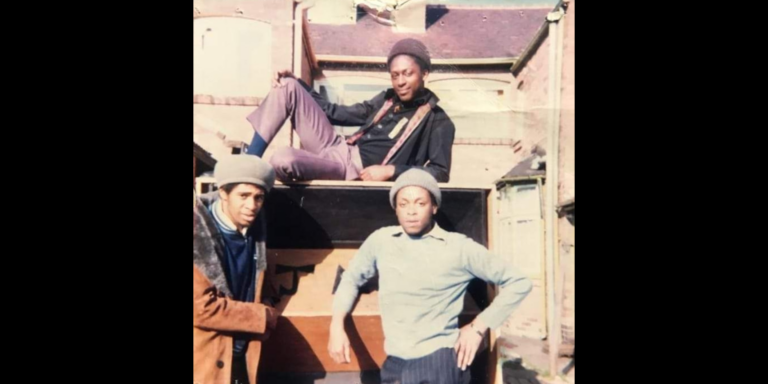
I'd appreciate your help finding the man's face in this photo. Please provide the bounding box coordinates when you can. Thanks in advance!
[219,183,266,229]
[395,186,438,236]
[389,55,428,102]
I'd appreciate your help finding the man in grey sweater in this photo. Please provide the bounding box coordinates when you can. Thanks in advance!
[327,169,533,384]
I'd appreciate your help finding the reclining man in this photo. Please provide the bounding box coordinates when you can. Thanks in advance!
[244,38,455,183]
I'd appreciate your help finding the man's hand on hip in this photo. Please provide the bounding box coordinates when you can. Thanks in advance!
[454,319,488,371]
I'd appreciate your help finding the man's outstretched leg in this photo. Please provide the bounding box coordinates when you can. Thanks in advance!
[245,78,339,157]
[269,135,363,181]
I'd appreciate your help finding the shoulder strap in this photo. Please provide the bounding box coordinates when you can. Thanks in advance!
[346,98,394,145]
[381,102,432,165]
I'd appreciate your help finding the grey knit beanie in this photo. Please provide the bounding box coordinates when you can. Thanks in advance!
[214,154,276,192]
[389,169,441,208]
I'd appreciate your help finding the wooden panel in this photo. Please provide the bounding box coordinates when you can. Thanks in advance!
[264,249,485,317]
[261,247,491,378]
[258,184,494,380]
[259,316,386,373]
[265,249,378,316]
[277,179,494,190]
[259,314,490,378]
[264,185,489,249]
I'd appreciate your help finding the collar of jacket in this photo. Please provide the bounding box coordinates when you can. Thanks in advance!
[211,199,250,237]
[193,193,233,298]
[385,87,440,110]
[391,222,448,241]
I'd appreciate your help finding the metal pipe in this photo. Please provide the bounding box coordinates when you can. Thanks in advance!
[545,6,565,378]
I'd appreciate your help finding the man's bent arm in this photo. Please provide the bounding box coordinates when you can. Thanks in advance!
[329,235,379,363]
[296,79,383,127]
[331,234,379,316]
[462,239,533,331]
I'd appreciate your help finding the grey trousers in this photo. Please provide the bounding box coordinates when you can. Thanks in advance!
[245,78,364,181]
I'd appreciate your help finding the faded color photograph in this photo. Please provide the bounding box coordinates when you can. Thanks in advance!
[193,1,574,383]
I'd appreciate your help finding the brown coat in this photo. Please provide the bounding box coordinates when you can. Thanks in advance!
[193,193,270,384]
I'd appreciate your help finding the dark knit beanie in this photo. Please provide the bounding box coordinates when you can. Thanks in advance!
[387,38,431,71]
